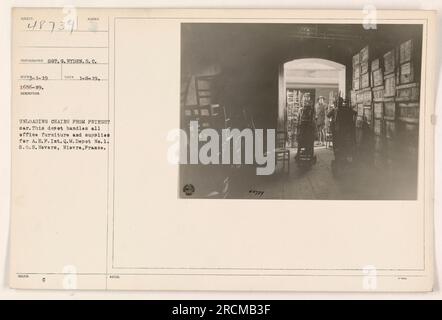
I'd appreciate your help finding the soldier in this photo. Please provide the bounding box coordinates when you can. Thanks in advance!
[315,96,327,146]
[296,92,316,159]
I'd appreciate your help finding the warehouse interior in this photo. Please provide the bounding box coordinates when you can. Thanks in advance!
[180,23,422,200]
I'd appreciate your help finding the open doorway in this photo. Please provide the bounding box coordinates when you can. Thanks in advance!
[278,58,346,149]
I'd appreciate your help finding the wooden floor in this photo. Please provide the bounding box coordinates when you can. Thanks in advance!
[180,146,417,200]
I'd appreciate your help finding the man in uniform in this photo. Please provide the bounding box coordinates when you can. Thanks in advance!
[315,96,327,146]
[296,92,316,159]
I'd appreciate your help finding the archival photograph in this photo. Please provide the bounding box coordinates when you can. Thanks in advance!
[179,23,423,200]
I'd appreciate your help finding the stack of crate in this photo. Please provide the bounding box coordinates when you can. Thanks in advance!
[352,46,373,153]
[383,47,399,167]
[352,50,361,121]
[371,57,384,167]
[396,39,419,167]
[354,38,419,170]
[360,46,373,128]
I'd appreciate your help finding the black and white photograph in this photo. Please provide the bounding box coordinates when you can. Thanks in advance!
[180,23,423,200]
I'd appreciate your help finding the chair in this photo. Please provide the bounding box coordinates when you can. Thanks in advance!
[275,131,290,174]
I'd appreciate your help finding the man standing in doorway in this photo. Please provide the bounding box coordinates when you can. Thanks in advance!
[315,96,327,146]
[296,92,316,159]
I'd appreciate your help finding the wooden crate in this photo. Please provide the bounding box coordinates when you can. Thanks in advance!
[371,58,381,71]
[374,102,383,119]
[353,77,360,90]
[373,85,384,102]
[350,90,357,107]
[356,91,364,104]
[360,61,369,75]
[384,99,396,121]
[353,64,361,79]
[398,102,419,123]
[396,82,420,101]
[383,49,396,75]
[372,68,383,87]
[399,62,415,84]
[361,72,370,89]
[362,88,372,105]
[399,39,413,64]
[360,46,369,62]
[353,52,360,66]
[384,73,396,97]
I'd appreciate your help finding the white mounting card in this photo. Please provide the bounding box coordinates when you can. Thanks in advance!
[9,8,436,291]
